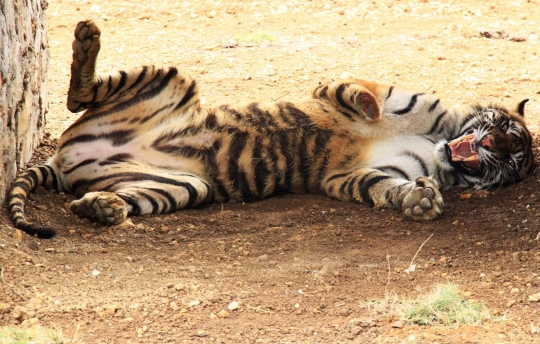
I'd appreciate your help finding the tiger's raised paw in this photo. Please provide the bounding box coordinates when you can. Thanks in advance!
[72,20,101,63]
[69,192,128,225]
[402,177,443,221]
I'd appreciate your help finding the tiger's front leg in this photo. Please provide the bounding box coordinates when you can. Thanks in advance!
[401,177,443,221]
[322,170,443,220]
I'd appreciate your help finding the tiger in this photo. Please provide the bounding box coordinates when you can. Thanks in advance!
[7,20,536,239]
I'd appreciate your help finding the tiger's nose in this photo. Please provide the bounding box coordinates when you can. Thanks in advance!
[480,136,493,151]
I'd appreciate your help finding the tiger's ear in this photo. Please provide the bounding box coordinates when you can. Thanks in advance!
[516,99,529,117]
[312,80,382,121]
[351,87,381,121]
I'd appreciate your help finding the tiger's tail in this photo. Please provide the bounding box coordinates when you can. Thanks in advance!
[7,165,60,238]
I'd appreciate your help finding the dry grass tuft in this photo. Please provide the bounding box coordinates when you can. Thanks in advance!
[400,283,491,327]
[0,325,66,344]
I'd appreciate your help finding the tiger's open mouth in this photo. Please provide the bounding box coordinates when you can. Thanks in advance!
[446,131,481,172]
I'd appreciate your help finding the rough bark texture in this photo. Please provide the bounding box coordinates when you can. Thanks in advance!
[0,0,49,205]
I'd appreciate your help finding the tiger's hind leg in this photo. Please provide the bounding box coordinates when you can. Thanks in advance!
[69,192,128,225]
[67,20,200,115]
[67,170,212,225]
[67,20,102,112]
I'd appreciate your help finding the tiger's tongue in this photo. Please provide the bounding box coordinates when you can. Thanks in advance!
[451,140,481,169]
[452,141,474,159]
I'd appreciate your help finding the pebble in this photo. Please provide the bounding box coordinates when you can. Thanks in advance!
[512,251,525,262]
[473,190,489,198]
[105,304,119,315]
[27,241,39,250]
[188,300,201,307]
[528,293,540,302]
[136,326,148,336]
[12,306,29,322]
[391,320,404,328]
[217,310,229,318]
[227,301,239,311]
[12,230,23,243]
[0,303,12,314]
[350,325,363,335]
[20,318,40,328]
[195,330,209,337]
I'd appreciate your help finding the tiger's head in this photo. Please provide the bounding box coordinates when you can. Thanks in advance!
[436,100,536,190]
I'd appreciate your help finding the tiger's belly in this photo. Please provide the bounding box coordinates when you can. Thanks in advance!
[55,128,211,192]
[366,136,437,181]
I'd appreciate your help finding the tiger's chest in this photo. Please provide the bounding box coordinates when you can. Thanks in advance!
[366,136,437,180]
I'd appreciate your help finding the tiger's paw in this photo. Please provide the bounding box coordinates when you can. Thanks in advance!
[402,177,443,221]
[69,192,127,225]
[72,20,101,63]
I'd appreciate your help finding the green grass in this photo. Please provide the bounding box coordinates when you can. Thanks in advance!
[235,32,276,44]
[360,283,491,328]
[0,326,64,344]
[400,283,490,327]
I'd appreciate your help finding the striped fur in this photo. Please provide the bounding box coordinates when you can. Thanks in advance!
[7,20,536,238]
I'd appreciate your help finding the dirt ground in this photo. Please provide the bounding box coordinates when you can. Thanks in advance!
[1,0,540,343]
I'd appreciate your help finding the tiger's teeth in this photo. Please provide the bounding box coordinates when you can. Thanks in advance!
[447,133,475,147]
[462,156,478,162]
[451,155,479,162]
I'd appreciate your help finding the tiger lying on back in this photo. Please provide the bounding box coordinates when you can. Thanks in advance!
[7,20,536,238]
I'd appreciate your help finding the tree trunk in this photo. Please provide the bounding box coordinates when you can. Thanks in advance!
[0,0,49,205]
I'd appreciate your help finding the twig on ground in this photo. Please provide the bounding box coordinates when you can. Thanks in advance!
[246,305,275,314]
[273,91,290,102]
[0,267,27,301]
[148,329,175,334]
[405,233,434,273]
[385,252,391,296]
[72,322,82,342]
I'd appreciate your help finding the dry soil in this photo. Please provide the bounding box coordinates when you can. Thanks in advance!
[1,0,540,343]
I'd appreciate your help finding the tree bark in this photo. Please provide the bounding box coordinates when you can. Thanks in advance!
[0,0,49,205]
